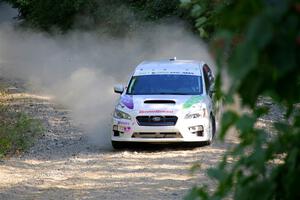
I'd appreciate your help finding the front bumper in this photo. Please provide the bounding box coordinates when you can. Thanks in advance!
[111,115,210,143]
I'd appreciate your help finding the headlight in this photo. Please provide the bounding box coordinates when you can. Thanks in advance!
[113,109,131,120]
[185,108,207,119]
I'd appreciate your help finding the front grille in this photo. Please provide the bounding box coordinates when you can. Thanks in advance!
[144,100,175,104]
[132,132,182,138]
[136,116,178,126]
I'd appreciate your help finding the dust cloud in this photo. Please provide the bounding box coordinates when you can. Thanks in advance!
[0,3,215,148]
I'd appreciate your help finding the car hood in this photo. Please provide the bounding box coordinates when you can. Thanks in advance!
[118,94,207,115]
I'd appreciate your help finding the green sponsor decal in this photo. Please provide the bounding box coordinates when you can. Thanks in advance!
[183,96,203,109]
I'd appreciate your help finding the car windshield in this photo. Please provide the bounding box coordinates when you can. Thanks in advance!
[126,75,203,95]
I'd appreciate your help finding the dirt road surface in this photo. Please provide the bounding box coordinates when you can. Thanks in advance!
[0,78,241,200]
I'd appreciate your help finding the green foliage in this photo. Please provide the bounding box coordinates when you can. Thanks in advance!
[183,0,300,199]
[124,0,182,20]
[3,0,183,32]
[4,0,86,31]
[0,101,43,158]
[181,0,228,39]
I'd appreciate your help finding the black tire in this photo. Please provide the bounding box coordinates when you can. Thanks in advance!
[193,142,207,148]
[206,115,215,145]
[212,115,216,139]
[111,141,125,150]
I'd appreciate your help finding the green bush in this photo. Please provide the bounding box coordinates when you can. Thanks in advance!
[124,0,182,20]
[3,0,184,32]
[3,0,86,31]
[0,103,43,158]
[183,0,300,199]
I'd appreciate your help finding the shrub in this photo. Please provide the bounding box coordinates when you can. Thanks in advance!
[183,0,300,199]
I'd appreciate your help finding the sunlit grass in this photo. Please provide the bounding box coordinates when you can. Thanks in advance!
[0,89,43,158]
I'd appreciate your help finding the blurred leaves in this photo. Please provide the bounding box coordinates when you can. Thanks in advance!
[219,110,238,140]
[184,0,300,199]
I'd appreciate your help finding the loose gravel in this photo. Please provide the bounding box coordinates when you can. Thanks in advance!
[0,77,280,200]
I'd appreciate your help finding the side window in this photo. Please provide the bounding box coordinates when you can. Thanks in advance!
[203,65,214,93]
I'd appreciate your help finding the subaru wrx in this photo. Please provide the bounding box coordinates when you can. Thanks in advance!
[111,58,216,149]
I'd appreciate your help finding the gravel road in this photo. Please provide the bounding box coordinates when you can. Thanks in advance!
[0,78,242,200]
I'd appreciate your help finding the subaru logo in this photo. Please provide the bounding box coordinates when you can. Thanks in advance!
[152,116,161,122]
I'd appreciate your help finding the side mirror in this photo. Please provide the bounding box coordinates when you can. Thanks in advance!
[114,84,124,94]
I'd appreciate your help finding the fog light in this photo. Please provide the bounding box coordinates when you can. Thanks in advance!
[113,130,120,136]
[189,125,203,132]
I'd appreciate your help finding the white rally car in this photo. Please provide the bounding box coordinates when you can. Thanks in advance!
[111,58,216,149]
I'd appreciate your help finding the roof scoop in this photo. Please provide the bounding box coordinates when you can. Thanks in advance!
[144,100,176,104]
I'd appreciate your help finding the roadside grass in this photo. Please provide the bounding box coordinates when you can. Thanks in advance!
[0,89,43,159]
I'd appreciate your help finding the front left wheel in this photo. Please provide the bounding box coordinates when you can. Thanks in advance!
[111,141,125,150]
[207,115,216,145]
